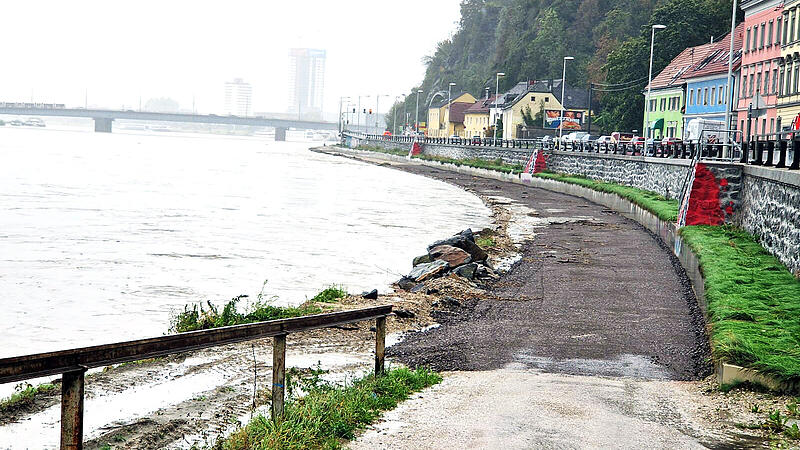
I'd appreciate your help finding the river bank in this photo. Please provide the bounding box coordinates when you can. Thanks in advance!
[317,146,800,448]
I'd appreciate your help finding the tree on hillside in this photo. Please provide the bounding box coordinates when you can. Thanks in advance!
[601,0,738,132]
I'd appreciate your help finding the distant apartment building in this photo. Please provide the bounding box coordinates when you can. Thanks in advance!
[288,48,326,120]
[224,78,253,117]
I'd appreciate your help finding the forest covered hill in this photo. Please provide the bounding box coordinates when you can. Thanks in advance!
[387,0,740,133]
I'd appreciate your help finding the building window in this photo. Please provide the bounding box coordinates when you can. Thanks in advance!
[711,87,716,105]
[761,22,766,48]
[531,96,535,101]
[690,89,695,105]
[650,99,656,111]
[746,28,751,52]
[780,68,785,96]
[795,65,799,93]
[742,74,748,97]
[718,85,724,104]
[544,98,549,102]
[756,72,762,94]
[769,20,774,46]
[660,97,666,111]
[773,68,779,93]
[750,73,755,96]
[777,17,783,46]
[764,70,770,94]
[703,87,708,105]
[791,10,796,42]
[771,118,775,133]
[784,13,790,43]
[754,25,760,50]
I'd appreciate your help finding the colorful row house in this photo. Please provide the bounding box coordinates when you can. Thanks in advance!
[778,0,800,129]
[738,0,782,139]
[495,80,590,140]
[644,26,743,140]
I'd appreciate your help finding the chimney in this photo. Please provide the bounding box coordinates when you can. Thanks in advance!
[548,79,553,91]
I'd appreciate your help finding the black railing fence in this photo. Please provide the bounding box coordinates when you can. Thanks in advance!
[343,130,798,169]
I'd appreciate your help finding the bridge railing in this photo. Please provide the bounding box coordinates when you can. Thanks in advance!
[0,305,393,449]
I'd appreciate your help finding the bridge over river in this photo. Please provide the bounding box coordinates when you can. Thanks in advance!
[0,106,337,137]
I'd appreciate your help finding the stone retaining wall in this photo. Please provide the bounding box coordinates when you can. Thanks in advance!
[350,137,800,273]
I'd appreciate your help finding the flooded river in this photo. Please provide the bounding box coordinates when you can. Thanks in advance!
[0,127,490,363]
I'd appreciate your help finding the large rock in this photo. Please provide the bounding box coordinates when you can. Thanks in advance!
[458,228,475,243]
[429,244,472,267]
[361,289,378,300]
[454,263,478,280]
[396,277,417,291]
[412,254,432,266]
[427,235,488,262]
[408,259,449,281]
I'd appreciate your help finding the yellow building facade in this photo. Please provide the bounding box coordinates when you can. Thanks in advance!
[463,96,497,138]
[426,93,477,137]
[778,0,800,128]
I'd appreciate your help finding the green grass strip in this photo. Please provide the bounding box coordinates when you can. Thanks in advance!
[533,172,679,222]
[680,225,800,384]
[413,154,524,174]
[0,383,57,412]
[355,145,409,157]
[220,367,442,449]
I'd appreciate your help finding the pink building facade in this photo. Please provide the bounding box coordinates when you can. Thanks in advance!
[736,0,783,141]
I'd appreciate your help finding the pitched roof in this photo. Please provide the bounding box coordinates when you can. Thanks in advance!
[646,24,744,90]
[465,95,500,114]
[684,23,744,79]
[446,102,473,123]
[496,79,589,110]
[431,92,472,109]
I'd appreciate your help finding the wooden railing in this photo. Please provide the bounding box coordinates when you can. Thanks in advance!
[0,305,393,449]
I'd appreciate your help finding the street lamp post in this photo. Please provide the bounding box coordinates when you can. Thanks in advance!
[393,95,405,136]
[646,25,667,145]
[338,96,350,134]
[358,95,370,135]
[724,2,737,151]
[415,89,423,135]
[559,56,575,144]
[493,72,505,145]
[447,82,456,138]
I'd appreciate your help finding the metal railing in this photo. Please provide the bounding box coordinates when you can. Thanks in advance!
[0,305,393,449]
[344,130,799,169]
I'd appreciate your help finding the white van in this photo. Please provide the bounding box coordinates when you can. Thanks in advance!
[685,118,724,144]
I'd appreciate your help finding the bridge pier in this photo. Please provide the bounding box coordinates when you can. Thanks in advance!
[94,118,113,133]
[275,127,287,141]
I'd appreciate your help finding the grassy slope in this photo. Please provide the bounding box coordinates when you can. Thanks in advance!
[680,226,800,383]
[221,368,442,449]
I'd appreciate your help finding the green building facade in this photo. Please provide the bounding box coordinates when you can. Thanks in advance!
[643,87,684,139]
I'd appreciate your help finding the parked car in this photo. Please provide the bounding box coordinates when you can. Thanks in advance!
[562,131,589,142]
[661,137,682,145]
[597,135,614,144]
[580,134,598,142]
[471,135,482,144]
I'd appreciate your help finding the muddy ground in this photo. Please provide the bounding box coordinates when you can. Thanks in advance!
[382,161,711,381]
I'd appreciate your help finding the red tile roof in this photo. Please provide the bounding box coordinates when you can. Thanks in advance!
[646,24,744,90]
[465,95,500,114]
[447,101,474,123]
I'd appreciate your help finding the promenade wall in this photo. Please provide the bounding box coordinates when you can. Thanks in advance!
[348,135,800,274]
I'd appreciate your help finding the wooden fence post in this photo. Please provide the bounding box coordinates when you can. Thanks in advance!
[375,316,386,376]
[272,334,286,422]
[61,368,86,450]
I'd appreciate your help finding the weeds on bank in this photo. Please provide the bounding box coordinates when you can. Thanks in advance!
[533,171,679,222]
[170,282,348,333]
[217,367,442,450]
[355,145,408,157]
[476,236,496,248]
[0,383,57,412]
[680,225,800,385]
[309,285,347,303]
[415,154,524,174]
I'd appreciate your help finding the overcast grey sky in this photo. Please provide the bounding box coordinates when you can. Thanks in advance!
[1,1,461,116]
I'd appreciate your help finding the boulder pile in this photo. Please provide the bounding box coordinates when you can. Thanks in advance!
[396,229,499,290]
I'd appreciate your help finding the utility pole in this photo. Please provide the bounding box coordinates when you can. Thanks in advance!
[587,83,593,134]
[494,72,505,144]
[724,0,738,148]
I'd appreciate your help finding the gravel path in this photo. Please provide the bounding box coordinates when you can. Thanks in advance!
[349,370,739,450]
[384,162,711,381]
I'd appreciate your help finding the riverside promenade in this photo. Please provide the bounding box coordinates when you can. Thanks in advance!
[316,147,769,448]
